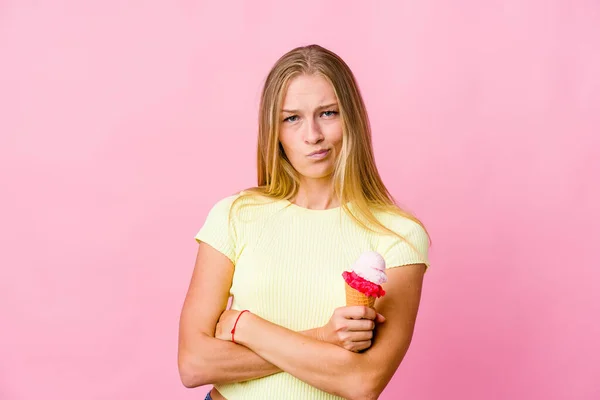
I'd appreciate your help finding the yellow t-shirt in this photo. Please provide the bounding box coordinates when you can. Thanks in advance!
[195,193,430,400]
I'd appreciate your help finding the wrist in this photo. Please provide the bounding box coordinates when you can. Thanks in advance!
[314,326,326,342]
[231,310,256,346]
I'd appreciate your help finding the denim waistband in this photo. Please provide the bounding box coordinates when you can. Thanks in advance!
[204,391,212,400]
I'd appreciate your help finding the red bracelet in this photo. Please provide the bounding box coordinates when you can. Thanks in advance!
[231,310,250,344]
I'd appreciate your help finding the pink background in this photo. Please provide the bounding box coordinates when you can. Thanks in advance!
[1,1,599,399]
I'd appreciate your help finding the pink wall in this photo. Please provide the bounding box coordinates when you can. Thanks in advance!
[1,1,598,399]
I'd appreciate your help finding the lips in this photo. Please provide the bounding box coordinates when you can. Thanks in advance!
[308,149,329,157]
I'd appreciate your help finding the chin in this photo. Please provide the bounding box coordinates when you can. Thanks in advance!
[299,167,335,180]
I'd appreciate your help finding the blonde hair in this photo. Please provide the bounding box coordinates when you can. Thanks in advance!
[233,44,430,246]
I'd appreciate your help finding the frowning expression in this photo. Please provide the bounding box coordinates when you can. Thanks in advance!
[279,74,343,181]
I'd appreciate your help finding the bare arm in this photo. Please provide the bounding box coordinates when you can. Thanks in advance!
[217,264,427,400]
[178,242,291,387]
[177,242,379,387]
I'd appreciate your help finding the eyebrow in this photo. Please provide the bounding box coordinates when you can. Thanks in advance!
[281,103,339,114]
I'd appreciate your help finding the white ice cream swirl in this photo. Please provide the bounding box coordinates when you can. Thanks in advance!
[350,251,387,285]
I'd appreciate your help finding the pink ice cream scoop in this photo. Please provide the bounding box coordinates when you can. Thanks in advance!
[342,251,387,306]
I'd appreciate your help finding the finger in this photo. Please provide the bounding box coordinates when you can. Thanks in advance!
[346,319,375,332]
[352,340,372,352]
[349,330,373,342]
[345,306,377,320]
[336,306,361,319]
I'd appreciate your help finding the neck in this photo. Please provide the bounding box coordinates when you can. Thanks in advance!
[292,178,339,210]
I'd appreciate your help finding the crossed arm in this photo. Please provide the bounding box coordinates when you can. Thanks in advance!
[177,242,426,400]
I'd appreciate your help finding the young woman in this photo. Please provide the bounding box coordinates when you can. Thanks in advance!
[178,44,431,400]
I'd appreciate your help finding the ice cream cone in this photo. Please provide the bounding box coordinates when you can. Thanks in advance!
[343,251,387,308]
[345,283,376,308]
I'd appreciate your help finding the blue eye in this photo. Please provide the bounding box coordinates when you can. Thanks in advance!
[284,115,299,123]
[321,110,338,117]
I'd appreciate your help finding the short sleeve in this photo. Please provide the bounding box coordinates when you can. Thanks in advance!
[194,195,238,264]
[377,215,431,271]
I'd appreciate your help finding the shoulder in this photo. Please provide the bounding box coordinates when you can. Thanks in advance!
[203,193,241,219]
[206,191,283,221]
[371,208,431,269]
[373,208,429,242]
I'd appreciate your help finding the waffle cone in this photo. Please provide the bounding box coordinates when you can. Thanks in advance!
[345,283,376,308]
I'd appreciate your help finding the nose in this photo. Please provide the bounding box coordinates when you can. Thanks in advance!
[303,119,324,144]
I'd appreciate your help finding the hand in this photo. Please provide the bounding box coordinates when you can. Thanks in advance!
[215,309,247,341]
[318,306,386,352]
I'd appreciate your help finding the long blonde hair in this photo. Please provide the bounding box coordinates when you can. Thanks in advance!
[233,44,430,245]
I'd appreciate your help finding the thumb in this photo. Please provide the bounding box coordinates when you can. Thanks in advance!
[376,313,386,323]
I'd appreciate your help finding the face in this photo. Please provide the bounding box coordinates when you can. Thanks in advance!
[278,74,343,181]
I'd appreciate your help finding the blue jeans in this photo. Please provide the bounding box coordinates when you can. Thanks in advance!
[204,391,212,400]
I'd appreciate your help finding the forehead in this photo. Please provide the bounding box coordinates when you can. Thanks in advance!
[282,74,336,107]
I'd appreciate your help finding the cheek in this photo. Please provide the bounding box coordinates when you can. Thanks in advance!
[329,129,343,151]
[323,121,343,144]
[279,136,300,161]
[278,132,292,152]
